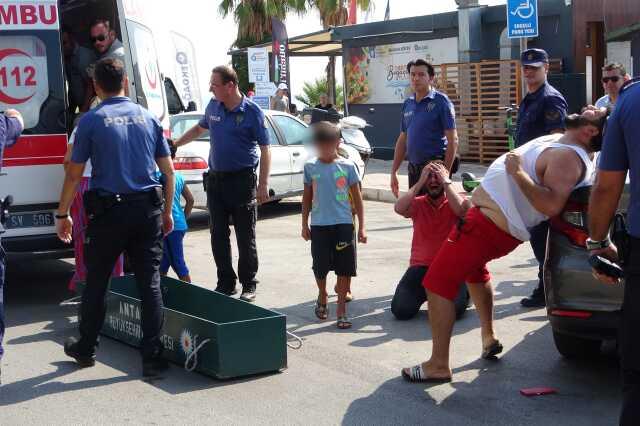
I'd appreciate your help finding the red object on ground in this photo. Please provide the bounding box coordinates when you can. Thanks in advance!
[520,387,558,397]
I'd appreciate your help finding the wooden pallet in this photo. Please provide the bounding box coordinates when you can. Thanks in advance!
[434,60,522,164]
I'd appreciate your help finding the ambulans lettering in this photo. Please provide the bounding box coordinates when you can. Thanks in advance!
[0,2,59,30]
[104,115,146,127]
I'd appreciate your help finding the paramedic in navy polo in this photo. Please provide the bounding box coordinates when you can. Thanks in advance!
[0,108,23,384]
[174,65,271,303]
[56,58,175,378]
[390,59,459,198]
[588,77,640,426]
[516,48,569,308]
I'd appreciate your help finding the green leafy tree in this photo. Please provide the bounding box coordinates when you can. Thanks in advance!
[295,77,344,110]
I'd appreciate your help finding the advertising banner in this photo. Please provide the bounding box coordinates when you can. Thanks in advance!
[248,47,269,83]
[170,31,201,110]
[271,18,290,89]
[345,38,458,105]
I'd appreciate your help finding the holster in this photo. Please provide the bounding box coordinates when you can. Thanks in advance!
[612,213,629,266]
[203,171,210,192]
[83,189,113,219]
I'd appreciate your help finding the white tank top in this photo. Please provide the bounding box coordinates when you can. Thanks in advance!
[481,134,594,241]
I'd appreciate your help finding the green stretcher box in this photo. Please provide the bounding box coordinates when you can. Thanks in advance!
[78,276,287,379]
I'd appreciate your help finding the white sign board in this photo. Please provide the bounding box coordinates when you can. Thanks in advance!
[248,47,270,83]
[607,41,633,77]
[346,38,459,105]
[255,81,277,97]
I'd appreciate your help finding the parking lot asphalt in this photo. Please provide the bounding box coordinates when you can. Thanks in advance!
[0,200,620,425]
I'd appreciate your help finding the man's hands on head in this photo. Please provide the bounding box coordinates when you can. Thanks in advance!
[429,162,451,184]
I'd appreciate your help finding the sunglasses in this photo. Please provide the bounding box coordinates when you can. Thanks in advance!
[602,76,621,84]
[91,34,108,44]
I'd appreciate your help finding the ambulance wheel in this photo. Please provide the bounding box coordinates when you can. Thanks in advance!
[454,285,470,320]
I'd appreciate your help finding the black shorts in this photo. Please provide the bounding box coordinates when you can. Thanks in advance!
[311,224,357,279]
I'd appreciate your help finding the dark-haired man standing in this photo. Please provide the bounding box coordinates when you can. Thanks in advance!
[56,58,174,377]
[174,66,271,302]
[390,59,459,197]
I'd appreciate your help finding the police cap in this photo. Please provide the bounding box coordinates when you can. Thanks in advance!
[521,48,549,67]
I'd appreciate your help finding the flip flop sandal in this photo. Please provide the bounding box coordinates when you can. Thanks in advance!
[401,364,452,383]
[336,315,352,329]
[334,285,354,303]
[314,297,328,320]
[482,340,504,360]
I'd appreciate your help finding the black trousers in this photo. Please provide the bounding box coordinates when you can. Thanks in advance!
[620,237,640,425]
[79,198,164,360]
[206,170,258,289]
[529,221,549,293]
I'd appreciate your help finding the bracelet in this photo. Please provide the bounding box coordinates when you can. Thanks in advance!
[586,237,611,251]
[55,214,69,219]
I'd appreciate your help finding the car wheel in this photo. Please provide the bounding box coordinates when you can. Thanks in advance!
[552,330,602,358]
[454,286,470,320]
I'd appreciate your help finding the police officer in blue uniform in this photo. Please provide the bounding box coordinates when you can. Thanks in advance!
[174,65,271,302]
[516,48,569,308]
[0,109,23,383]
[390,59,459,197]
[588,78,640,426]
[56,58,175,377]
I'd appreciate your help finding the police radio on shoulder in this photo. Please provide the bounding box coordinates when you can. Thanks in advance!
[585,237,611,251]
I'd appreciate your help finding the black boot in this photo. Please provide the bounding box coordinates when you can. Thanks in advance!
[64,337,96,368]
[520,285,546,308]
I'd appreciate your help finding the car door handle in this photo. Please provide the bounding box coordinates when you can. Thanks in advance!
[292,152,301,157]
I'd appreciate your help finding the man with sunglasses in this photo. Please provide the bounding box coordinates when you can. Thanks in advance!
[595,63,631,110]
[516,48,569,308]
[81,19,125,112]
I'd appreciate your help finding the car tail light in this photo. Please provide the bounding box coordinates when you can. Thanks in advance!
[549,201,589,248]
[173,156,208,170]
[163,128,172,139]
[550,309,593,319]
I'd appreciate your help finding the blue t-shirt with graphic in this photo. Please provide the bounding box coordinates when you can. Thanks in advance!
[304,157,360,226]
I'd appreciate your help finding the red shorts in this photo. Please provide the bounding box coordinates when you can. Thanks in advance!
[423,207,523,301]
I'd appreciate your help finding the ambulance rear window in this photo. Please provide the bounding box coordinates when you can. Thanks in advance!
[0,36,49,129]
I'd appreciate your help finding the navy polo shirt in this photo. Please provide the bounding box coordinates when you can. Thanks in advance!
[0,115,22,170]
[198,96,270,172]
[71,96,170,194]
[400,90,456,165]
[516,81,568,147]
[599,78,640,237]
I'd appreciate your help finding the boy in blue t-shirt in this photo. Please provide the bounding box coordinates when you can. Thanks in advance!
[302,122,367,329]
[160,141,195,282]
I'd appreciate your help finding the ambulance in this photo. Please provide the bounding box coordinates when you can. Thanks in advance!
[0,0,189,259]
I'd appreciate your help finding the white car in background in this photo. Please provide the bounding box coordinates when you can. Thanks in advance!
[170,110,366,209]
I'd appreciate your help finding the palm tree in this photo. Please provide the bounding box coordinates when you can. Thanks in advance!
[295,77,344,110]
[219,0,305,92]
[306,0,372,104]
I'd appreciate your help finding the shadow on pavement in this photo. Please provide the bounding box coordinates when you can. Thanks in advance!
[341,323,620,426]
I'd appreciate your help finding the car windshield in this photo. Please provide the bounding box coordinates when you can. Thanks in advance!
[170,115,209,141]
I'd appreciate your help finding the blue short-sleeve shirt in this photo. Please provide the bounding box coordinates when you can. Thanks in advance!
[198,96,270,172]
[303,157,360,226]
[401,90,456,165]
[516,81,568,147]
[0,114,23,170]
[71,96,170,194]
[598,78,640,237]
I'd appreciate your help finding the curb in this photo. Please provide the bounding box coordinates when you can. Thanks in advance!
[362,187,404,204]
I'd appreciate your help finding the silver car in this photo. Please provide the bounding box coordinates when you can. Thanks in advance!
[544,184,629,358]
[169,111,366,209]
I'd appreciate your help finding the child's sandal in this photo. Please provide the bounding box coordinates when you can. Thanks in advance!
[314,297,328,320]
[337,315,352,329]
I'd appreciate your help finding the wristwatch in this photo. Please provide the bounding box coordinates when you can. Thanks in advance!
[586,237,611,251]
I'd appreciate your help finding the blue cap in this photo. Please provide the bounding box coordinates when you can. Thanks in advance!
[521,48,549,67]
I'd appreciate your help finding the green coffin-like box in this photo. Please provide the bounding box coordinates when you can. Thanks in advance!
[78,276,287,379]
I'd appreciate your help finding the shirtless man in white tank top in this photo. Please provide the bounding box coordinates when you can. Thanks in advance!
[402,108,608,383]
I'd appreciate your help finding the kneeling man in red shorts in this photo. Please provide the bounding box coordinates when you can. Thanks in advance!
[402,108,607,383]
